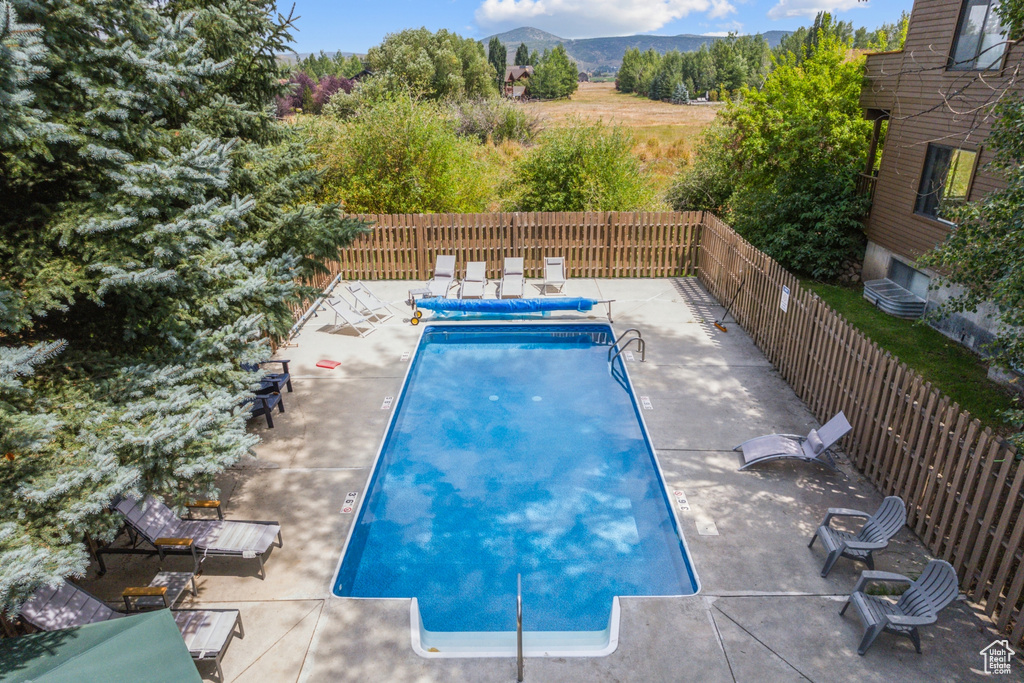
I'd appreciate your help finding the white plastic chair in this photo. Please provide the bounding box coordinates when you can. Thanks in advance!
[543,256,566,295]
[427,255,456,298]
[459,261,488,299]
[324,297,377,337]
[347,281,394,322]
[499,257,524,298]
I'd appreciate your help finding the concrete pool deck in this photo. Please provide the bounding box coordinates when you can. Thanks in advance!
[80,278,1015,682]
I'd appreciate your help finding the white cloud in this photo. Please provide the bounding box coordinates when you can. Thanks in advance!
[475,0,737,38]
[766,0,865,20]
[702,31,731,36]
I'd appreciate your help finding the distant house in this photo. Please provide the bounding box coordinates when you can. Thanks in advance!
[578,72,589,82]
[350,69,373,82]
[504,66,534,98]
[859,0,1023,369]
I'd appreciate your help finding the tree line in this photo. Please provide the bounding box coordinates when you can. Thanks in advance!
[618,12,910,103]
[278,30,580,117]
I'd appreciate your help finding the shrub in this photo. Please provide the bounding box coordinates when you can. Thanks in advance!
[308,96,493,213]
[276,72,353,116]
[507,120,655,211]
[321,76,401,120]
[449,99,541,145]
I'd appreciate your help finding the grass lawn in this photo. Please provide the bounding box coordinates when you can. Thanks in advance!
[804,281,1018,431]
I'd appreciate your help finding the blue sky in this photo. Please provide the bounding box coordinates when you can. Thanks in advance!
[285,0,913,54]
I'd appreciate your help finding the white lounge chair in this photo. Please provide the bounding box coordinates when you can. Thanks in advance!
[324,297,377,337]
[499,257,524,298]
[543,256,566,295]
[347,281,394,322]
[459,261,488,299]
[106,495,282,579]
[733,411,851,471]
[20,580,243,680]
[427,255,456,298]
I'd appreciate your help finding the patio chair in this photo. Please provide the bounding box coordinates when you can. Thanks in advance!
[20,580,243,680]
[347,281,394,323]
[840,559,959,655]
[245,390,283,428]
[809,496,907,577]
[498,257,524,299]
[733,411,851,471]
[459,261,488,299]
[543,256,566,295]
[427,255,457,298]
[241,359,292,394]
[103,495,282,579]
[324,297,377,337]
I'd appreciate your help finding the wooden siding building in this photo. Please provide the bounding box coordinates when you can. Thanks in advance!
[504,65,534,98]
[859,0,1023,360]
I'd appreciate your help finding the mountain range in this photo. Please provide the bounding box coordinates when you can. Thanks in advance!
[277,27,790,72]
[486,27,791,72]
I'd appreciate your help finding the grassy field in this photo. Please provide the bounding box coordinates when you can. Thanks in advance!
[804,281,1018,431]
[524,82,722,201]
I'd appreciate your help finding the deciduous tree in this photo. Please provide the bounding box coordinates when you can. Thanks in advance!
[366,27,496,101]
[530,44,578,100]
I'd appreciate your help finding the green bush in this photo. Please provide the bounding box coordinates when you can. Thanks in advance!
[666,123,735,213]
[321,77,402,120]
[309,96,493,213]
[449,99,541,144]
[508,120,654,211]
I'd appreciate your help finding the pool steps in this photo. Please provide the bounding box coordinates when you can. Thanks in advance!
[410,597,620,658]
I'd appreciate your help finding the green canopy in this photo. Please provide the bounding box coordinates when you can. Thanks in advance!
[0,610,201,683]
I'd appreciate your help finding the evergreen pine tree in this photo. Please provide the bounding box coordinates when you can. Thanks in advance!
[515,42,530,66]
[671,83,690,105]
[488,37,507,93]
[0,0,365,612]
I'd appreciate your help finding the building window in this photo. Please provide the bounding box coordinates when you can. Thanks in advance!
[950,0,1008,70]
[887,259,930,299]
[915,145,978,220]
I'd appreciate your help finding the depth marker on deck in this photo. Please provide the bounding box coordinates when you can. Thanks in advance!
[640,396,653,410]
[625,351,635,362]
[341,491,359,514]
[673,490,690,511]
[401,351,410,361]
[381,396,394,410]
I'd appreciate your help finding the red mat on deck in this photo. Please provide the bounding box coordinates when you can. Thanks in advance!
[316,360,341,369]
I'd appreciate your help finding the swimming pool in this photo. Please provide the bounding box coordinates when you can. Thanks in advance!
[333,323,699,654]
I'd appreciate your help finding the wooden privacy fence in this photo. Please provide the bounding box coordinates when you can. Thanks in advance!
[698,213,1024,646]
[323,211,703,281]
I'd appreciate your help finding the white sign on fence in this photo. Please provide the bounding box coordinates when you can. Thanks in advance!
[780,285,790,313]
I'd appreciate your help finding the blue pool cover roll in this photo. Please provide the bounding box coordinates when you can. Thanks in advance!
[416,297,596,313]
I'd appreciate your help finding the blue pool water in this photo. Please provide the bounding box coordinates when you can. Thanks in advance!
[334,324,698,633]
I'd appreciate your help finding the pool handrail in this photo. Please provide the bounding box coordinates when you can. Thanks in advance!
[517,573,524,681]
[609,329,645,364]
